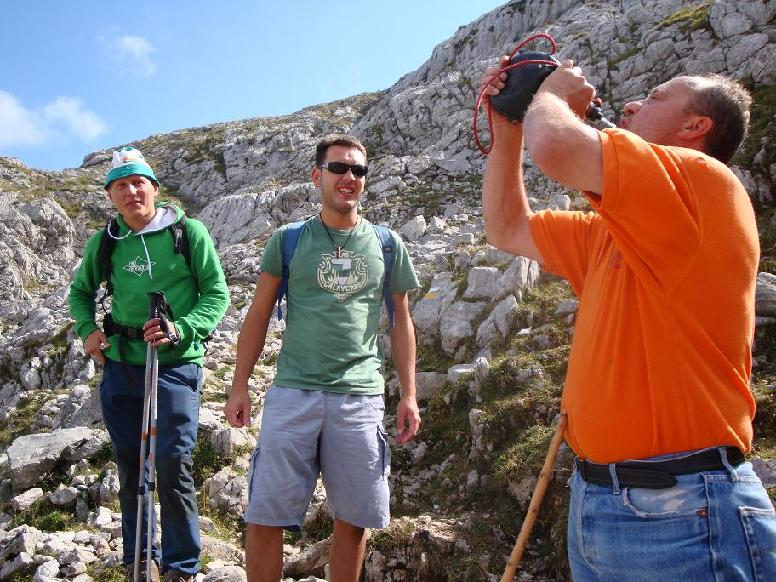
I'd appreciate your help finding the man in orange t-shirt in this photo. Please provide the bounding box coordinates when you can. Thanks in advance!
[481,59,775,580]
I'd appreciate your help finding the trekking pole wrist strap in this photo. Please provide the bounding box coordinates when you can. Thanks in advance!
[160,316,180,346]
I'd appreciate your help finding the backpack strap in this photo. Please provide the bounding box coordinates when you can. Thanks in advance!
[372,224,396,327]
[96,218,120,312]
[277,220,308,319]
[171,215,191,267]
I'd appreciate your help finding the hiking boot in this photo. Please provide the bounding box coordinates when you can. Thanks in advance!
[162,570,194,582]
[125,560,160,582]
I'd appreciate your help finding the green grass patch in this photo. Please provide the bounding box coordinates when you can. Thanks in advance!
[492,423,555,483]
[516,278,575,323]
[736,85,776,168]
[91,441,116,473]
[192,439,223,485]
[609,46,639,67]
[754,205,776,275]
[10,498,77,531]
[752,379,776,443]
[0,393,49,448]
[212,365,232,380]
[199,504,243,541]
[368,517,416,553]
[415,343,455,374]
[284,529,303,545]
[302,509,334,543]
[417,382,473,467]
[658,1,713,32]
[89,562,125,582]
[192,439,253,487]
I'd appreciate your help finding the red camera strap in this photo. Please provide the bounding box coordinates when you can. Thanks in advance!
[473,33,558,155]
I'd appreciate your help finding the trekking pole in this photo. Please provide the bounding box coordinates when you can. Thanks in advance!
[501,412,568,582]
[133,343,154,581]
[133,292,166,582]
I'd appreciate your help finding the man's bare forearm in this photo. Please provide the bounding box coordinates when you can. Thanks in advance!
[389,295,417,399]
[482,117,541,261]
[232,273,281,391]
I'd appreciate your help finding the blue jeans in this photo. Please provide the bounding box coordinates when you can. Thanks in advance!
[568,448,776,581]
[100,359,201,575]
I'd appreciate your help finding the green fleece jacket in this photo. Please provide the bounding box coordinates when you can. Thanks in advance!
[69,203,229,366]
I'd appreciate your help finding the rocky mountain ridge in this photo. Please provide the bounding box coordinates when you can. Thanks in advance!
[1,1,775,580]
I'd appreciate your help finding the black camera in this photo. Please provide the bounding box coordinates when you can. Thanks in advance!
[489,51,560,122]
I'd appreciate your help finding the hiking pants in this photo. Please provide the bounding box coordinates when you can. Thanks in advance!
[100,359,201,575]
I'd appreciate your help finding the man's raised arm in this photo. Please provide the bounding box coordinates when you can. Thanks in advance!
[523,60,603,195]
[480,62,543,262]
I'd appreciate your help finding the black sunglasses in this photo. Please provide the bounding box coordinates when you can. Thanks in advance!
[319,161,368,178]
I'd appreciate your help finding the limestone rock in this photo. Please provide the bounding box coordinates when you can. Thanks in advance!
[283,537,331,578]
[8,428,109,491]
[11,488,44,513]
[203,565,248,582]
[414,372,447,403]
[440,301,487,356]
[756,272,776,316]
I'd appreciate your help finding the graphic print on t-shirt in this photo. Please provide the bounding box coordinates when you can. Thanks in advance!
[317,249,369,302]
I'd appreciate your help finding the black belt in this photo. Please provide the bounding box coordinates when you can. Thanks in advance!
[103,313,144,340]
[575,447,745,490]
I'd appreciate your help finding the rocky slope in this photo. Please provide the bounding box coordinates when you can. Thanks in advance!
[1,1,775,580]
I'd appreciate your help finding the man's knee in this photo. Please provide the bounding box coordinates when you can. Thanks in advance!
[113,448,140,494]
[245,524,284,561]
[333,519,366,541]
[156,456,197,520]
[246,523,284,544]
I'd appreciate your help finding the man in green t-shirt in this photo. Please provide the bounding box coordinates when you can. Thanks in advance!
[225,134,420,581]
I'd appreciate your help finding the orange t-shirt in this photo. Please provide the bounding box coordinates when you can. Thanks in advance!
[529,129,759,463]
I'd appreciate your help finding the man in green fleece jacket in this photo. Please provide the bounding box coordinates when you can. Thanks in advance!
[69,146,229,582]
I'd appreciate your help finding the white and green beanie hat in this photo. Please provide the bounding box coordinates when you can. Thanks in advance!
[104,146,159,189]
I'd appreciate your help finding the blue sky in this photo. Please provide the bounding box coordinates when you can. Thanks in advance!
[0,1,504,171]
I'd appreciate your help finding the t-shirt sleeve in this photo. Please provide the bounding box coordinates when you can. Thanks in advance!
[529,210,599,295]
[260,229,284,277]
[587,129,702,290]
[389,231,420,293]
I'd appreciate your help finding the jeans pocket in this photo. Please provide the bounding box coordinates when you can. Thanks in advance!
[623,483,707,518]
[739,506,776,581]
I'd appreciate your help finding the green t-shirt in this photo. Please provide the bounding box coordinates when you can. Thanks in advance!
[262,216,419,394]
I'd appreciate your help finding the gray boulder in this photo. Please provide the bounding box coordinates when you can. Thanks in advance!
[756,272,776,316]
[8,428,109,491]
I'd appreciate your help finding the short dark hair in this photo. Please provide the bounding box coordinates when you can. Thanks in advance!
[687,75,751,164]
[315,134,367,167]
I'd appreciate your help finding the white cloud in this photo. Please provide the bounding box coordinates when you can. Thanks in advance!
[112,35,157,77]
[0,91,107,148]
[0,91,46,147]
[43,97,107,141]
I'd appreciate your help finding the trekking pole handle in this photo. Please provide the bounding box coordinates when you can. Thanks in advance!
[148,291,170,320]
